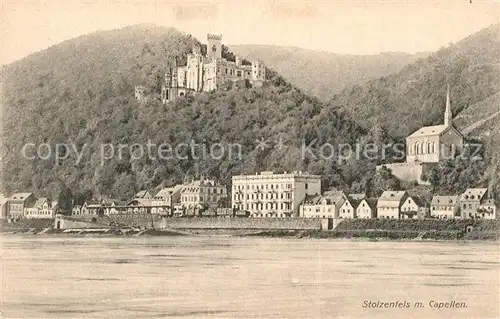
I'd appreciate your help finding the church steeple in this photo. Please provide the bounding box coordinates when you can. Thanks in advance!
[444,84,452,126]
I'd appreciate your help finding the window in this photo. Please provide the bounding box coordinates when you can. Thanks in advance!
[305,183,308,190]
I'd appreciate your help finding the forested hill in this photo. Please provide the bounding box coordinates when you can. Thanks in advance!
[231,45,428,100]
[1,24,390,200]
[329,24,500,139]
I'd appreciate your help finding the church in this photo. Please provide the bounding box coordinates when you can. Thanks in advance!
[405,85,464,164]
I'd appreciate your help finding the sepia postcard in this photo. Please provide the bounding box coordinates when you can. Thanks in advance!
[1,1,499,318]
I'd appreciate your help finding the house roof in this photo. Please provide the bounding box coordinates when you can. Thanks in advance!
[126,198,151,206]
[461,188,488,201]
[431,195,459,206]
[103,199,124,205]
[10,193,33,201]
[135,190,150,198]
[302,191,345,207]
[479,199,495,206]
[361,198,378,210]
[154,185,182,199]
[377,191,407,207]
[407,125,449,138]
[348,193,366,200]
[345,198,362,209]
[302,194,322,205]
[34,197,49,209]
[322,191,346,206]
[84,200,103,206]
[408,195,428,207]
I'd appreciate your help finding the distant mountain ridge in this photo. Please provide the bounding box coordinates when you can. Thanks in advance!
[0,24,384,199]
[231,44,429,100]
[328,24,500,139]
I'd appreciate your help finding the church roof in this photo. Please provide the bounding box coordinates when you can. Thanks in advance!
[407,125,449,138]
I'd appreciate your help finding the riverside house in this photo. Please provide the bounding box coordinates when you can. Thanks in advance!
[460,188,488,219]
[24,197,55,219]
[102,199,124,215]
[376,191,408,219]
[339,197,360,219]
[477,199,497,220]
[356,198,377,219]
[430,195,460,219]
[300,190,346,218]
[81,200,105,216]
[8,193,36,221]
[181,179,228,215]
[151,185,182,215]
[401,195,428,219]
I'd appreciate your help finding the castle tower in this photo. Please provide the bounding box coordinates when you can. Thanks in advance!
[444,84,452,126]
[207,34,222,60]
[165,62,172,87]
[171,58,178,88]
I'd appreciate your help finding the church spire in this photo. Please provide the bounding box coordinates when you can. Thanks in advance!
[444,84,452,126]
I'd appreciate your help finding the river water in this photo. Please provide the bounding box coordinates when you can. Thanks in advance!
[1,236,499,319]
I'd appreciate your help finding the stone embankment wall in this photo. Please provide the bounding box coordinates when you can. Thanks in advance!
[161,217,323,230]
[59,215,324,230]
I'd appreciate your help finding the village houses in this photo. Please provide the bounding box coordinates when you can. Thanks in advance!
[339,197,360,219]
[300,190,346,218]
[400,195,428,219]
[431,195,460,219]
[376,191,409,219]
[24,197,57,219]
[478,199,497,220]
[151,185,183,215]
[356,198,378,219]
[180,179,227,214]
[8,193,36,221]
[460,188,489,219]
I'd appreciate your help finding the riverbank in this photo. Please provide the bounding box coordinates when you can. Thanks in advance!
[243,219,500,241]
[241,229,500,241]
[1,227,186,237]
[2,218,499,241]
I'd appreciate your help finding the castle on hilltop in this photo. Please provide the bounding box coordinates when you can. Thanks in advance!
[160,34,266,104]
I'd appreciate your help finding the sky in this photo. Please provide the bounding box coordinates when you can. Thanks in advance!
[1,0,499,64]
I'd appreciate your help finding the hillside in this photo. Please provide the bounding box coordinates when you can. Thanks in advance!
[231,45,428,100]
[329,24,500,139]
[1,24,392,200]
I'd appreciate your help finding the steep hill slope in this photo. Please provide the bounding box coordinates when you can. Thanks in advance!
[231,45,428,100]
[1,24,386,199]
[454,91,500,135]
[330,24,500,139]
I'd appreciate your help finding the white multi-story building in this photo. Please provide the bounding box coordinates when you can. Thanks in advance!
[232,171,321,218]
[180,179,227,211]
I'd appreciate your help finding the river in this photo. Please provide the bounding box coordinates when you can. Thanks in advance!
[1,236,499,318]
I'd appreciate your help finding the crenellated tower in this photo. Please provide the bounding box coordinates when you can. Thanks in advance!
[207,34,222,60]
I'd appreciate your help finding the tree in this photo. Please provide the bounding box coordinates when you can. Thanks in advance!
[57,183,73,213]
